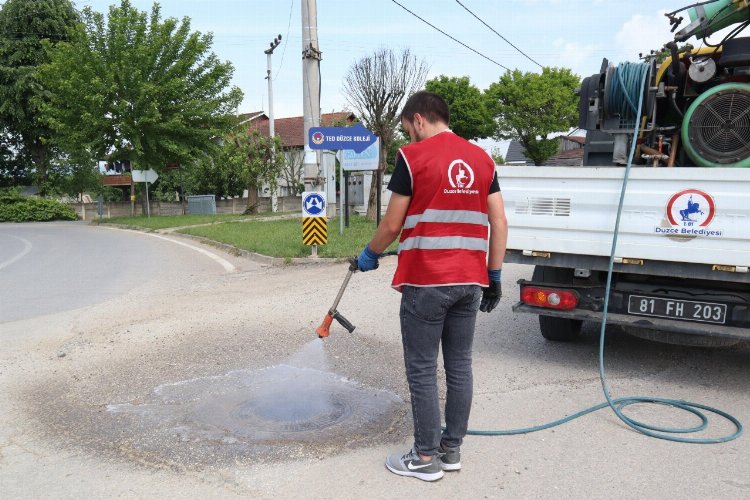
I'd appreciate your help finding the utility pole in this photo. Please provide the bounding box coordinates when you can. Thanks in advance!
[265,34,282,212]
[301,0,322,195]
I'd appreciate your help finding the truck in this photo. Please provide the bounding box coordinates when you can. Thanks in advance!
[500,0,750,346]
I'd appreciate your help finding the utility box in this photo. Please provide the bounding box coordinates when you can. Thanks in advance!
[187,195,216,215]
[347,174,365,205]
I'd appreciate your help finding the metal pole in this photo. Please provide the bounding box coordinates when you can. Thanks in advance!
[339,151,344,235]
[301,0,321,193]
[179,165,185,215]
[265,35,281,213]
[376,169,381,227]
[344,170,350,228]
[145,180,151,218]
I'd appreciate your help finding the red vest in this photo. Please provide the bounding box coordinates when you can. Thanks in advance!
[392,131,495,290]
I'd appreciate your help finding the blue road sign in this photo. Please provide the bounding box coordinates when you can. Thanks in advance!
[302,192,326,217]
[308,123,377,153]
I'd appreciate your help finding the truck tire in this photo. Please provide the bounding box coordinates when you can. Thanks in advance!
[533,266,583,342]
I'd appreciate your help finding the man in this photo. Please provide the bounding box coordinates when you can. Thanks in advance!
[357,91,508,482]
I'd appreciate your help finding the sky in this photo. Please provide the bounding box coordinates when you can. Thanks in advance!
[74,0,742,121]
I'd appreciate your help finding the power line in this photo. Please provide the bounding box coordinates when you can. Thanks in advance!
[389,0,510,71]
[274,0,294,80]
[454,0,543,69]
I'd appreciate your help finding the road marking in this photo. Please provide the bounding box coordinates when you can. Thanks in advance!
[143,232,236,273]
[0,234,33,271]
[98,226,236,273]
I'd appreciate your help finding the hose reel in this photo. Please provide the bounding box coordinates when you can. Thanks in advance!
[602,63,653,131]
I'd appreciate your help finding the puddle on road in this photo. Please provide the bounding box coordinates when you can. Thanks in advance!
[107,340,402,453]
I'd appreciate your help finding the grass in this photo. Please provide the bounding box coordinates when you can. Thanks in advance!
[99,213,275,230]
[178,214,397,259]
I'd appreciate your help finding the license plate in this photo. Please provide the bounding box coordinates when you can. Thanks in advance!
[627,295,727,324]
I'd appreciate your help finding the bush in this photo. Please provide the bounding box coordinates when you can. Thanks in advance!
[0,193,78,222]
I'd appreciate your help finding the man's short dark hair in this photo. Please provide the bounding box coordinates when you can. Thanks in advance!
[400,91,450,125]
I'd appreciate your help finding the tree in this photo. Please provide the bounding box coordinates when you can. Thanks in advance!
[490,146,505,165]
[35,0,242,176]
[0,0,78,193]
[280,148,304,196]
[425,75,495,140]
[385,129,408,174]
[487,67,580,166]
[218,130,284,213]
[342,48,428,219]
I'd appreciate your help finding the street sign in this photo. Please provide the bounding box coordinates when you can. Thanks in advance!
[342,138,380,171]
[303,217,328,246]
[131,169,159,183]
[308,123,377,153]
[302,191,326,218]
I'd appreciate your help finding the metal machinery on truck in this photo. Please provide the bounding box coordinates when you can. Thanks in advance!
[503,0,750,345]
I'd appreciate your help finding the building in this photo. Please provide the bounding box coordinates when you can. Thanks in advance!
[505,135,586,167]
[241,111,355,196]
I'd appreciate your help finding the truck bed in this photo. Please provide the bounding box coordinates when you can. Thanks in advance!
[498,166,750,270]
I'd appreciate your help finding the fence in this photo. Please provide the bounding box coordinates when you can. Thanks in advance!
[69,196,302,220]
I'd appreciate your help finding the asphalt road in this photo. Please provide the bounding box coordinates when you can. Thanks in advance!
[1,224,748,499]
[0,222,234,323]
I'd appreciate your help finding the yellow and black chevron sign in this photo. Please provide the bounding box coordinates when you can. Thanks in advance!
[302,217,328,246]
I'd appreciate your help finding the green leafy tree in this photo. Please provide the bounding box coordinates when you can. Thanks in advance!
[425,75,495,140]
[35,0,242,175]
[386,129,408,174]
[487,67,580,166]
[0,136,30,187]
[490,146,505,165]
[0,0,78,192]
[186,146,243,201]
[218,130,284,213]
[58,161,101,207]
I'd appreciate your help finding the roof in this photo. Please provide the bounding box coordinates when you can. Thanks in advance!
[248,112,356,148]
[545,148,584,166]
[561,135,586,145]
[238,111,267,125]
[101,175,132,187]
[505,141,534,165]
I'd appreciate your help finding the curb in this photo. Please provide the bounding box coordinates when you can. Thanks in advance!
[94,222,343,267]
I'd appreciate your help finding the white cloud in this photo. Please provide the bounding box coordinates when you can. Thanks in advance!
[552,38,600,77]
[614,8,745,63]
[615,10,674,62]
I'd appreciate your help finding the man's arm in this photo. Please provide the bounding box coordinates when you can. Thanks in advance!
[479,191,508,312]
[367,192,411,254]
[487,191,508,270]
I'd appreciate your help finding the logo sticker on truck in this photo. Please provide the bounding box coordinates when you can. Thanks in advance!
[655,189,723,238]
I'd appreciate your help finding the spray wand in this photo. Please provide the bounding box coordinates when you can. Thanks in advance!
[316,252,397,338]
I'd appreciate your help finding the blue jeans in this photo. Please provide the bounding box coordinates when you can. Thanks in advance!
[399,285,482,456]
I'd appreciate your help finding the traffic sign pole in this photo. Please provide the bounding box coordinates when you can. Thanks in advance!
[145,181,150,218]
[339,151,344,236]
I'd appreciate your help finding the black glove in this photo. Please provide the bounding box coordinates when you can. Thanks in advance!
[480,280,502,313]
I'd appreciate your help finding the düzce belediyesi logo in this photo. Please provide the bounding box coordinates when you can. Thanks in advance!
[655,189,723,238]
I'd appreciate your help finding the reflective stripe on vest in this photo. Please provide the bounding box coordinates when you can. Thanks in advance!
[403,209,488,229]
[399,235,488,252]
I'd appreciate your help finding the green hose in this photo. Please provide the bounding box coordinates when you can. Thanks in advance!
[468,63,743,444]
[609,63,650,124]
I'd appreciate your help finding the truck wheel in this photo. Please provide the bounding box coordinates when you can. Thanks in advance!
[532,266,583,341]
[539,315,583,341]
